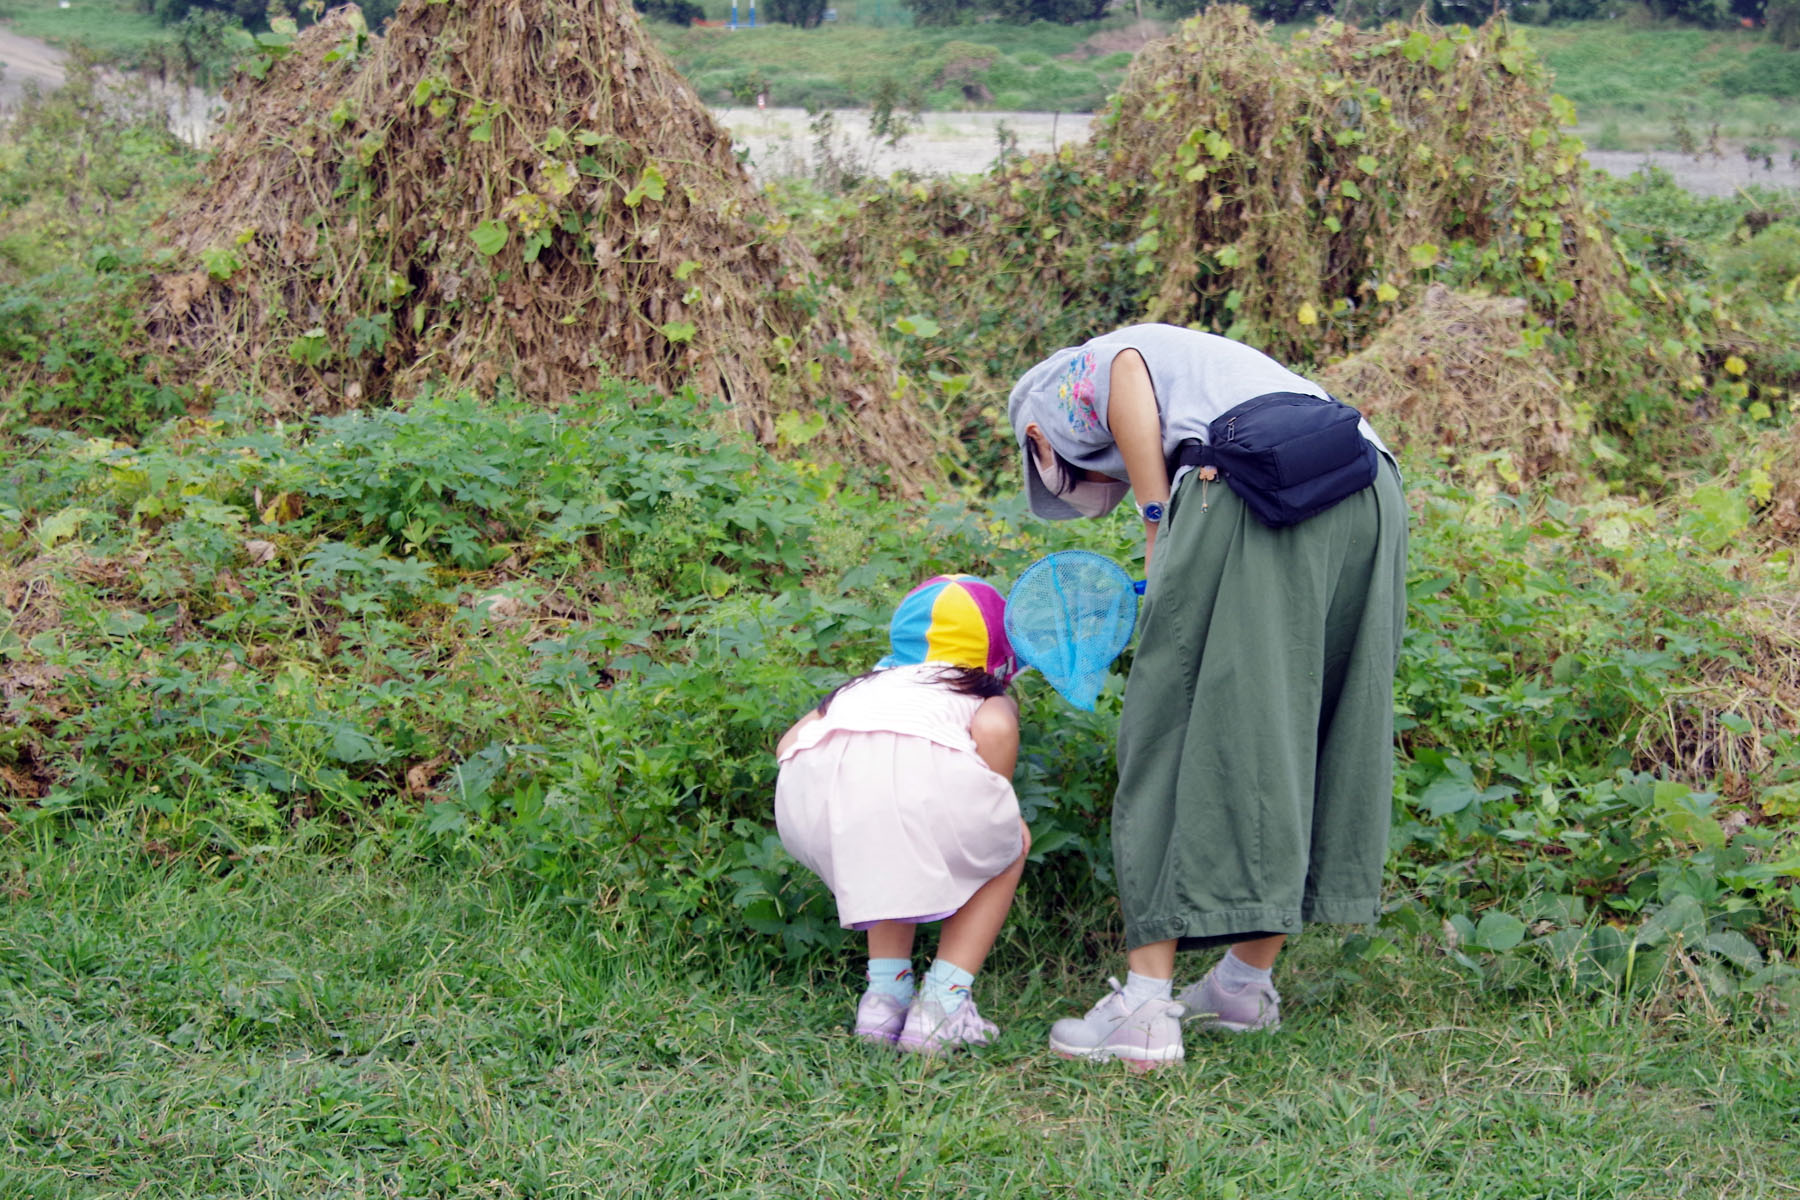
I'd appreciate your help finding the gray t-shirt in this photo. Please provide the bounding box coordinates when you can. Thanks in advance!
[1007,323,1393,519]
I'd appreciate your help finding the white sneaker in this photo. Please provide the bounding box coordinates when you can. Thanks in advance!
[1175,967,1282,1033]
[1047,977,1185,1070]
[896,994,999,1055]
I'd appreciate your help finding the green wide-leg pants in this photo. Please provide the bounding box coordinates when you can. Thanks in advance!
[1113,459,1408,952]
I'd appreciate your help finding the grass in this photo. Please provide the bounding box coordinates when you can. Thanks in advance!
[4,829,1797,1198]
[0,0,163,59]
[651,8,1141,110]
[1524,19,1800,150]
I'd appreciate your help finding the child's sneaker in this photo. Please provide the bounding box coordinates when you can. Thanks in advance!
[1047,978,1186,1070]
[1175,967,1282,1033]
[896,994,998,1055]
[854,992,911,1044]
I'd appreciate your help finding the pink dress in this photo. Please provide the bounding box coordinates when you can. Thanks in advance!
[775,665,1023,930]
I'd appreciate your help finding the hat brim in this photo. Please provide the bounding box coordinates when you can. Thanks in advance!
[1021,440,1086,521]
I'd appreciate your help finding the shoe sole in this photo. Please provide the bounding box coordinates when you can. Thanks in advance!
[1048,1040,1184,1071]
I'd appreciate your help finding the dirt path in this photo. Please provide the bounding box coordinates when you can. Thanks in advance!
[0,23,67,111]
[719,107,1800,197]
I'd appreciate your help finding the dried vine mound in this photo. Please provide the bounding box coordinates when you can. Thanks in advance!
[1634,595,1800,810]
[1098,10,1632,365]
[1317,284,1577,488]
[150,2,937,481]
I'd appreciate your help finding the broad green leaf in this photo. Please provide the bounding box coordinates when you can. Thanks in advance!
[1683,484,1750,553]
[38,507,94,548]
[1635,893,1706,949]
[1701,930,1763,971]
[624,163,667,207]
[1409,242,1441,269]
[471,219,509,256]
[328,725,382,764]
[891,315,941,338]
[659,320,697,344]
[774,410,827,446]
[1469,911,1526,952]
[1420,773,1479,817]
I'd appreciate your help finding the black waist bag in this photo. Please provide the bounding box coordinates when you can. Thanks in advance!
[1172,391,1379,529]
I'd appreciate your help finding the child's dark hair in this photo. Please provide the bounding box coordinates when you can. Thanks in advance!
[818,664,1009,716]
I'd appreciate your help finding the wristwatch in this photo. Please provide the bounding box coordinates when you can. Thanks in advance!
[1136,501,1165,524]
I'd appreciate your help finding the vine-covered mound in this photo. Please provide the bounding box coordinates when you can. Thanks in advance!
[1099,9,1627,362]
[150,1,937,481]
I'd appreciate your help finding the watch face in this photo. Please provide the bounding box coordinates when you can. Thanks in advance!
[1141,502,1164,523]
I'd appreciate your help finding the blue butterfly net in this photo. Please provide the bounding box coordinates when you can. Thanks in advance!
[1004,550,1140,711]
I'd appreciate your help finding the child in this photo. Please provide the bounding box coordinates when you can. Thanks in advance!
[775,575,1031,1055]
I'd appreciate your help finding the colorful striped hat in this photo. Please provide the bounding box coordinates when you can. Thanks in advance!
[877,575,1016,681]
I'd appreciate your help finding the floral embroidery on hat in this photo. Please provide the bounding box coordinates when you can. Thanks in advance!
[1055,349,1101,433]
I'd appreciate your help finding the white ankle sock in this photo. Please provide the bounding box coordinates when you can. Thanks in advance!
[1120,970,1173,1010]
[1214,949,1273,990]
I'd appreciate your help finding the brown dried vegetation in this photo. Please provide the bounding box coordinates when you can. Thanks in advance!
[1634,593,1800,811]
[150,0,939,482]
[1317,284,1578,487]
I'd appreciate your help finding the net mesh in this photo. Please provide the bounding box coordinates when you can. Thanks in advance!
[1004,551,1139,711]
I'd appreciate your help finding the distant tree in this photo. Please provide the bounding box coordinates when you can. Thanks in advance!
[990,0,1110,23]
[143,1,401,29]
[902,0,981,24]
[1769,0,1800,45]
[1643,0,1734,24]
[766,0,830,25]
[634,0,707,23]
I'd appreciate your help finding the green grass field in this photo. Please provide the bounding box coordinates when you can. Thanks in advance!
[0,0,162,59]
[3,832,1797,1198]
[1525,20,1800,148]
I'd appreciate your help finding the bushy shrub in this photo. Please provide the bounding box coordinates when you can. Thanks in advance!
[989,0,1110,22]
[635,0,707,24]
[1770,0,1800,47]
[1715,43,1800,98]
[903,0,979,23]
[764,0,829,25]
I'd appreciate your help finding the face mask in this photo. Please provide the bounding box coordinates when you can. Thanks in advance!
[1043,454,1129,518]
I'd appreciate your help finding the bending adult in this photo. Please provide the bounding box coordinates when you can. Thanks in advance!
[1009,323,1408,1070]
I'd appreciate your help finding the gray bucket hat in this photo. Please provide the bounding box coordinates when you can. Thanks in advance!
[1008,348,1093,522]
